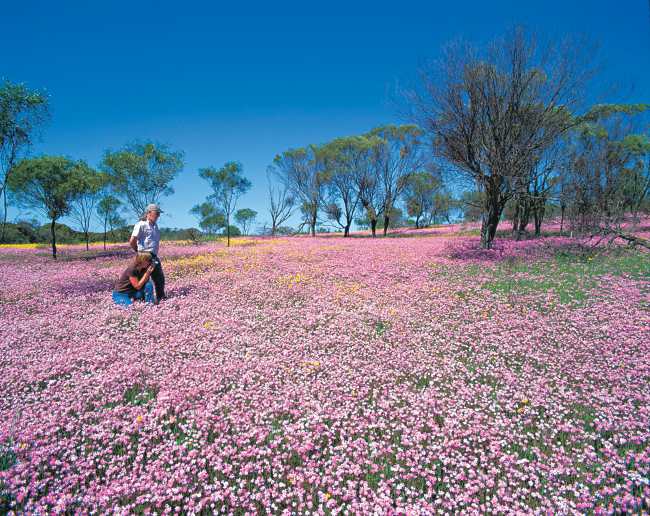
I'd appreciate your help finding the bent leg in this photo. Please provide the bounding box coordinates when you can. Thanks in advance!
[112,291,133,306]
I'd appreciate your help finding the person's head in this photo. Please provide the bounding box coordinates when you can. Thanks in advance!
[145,204,162,224]
[133,252,153,272]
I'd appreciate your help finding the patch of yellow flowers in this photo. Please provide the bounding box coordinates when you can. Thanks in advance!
[277,272,308,287]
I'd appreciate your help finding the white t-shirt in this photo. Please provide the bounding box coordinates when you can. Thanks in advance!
[131,220,161,255]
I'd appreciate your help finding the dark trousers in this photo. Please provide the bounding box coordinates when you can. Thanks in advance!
[151,253,165,299]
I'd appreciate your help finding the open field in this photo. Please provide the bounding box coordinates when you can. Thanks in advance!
[1,228,649,513]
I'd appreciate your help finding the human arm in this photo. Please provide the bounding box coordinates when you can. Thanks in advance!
[129,222,141,252]
[129,265,155,290]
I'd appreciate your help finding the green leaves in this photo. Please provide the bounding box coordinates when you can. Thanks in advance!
[101,141,184,217]
[8,156,84,220]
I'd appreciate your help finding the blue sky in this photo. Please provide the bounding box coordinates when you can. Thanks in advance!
[2,0,649,231]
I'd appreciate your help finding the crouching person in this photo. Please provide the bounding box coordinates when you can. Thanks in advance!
[112,252,156,306]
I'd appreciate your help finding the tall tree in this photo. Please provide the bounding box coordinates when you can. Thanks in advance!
[350,135,385,237]
[266,169,295,236]
[0,81,49,241]
[189,202,226,236]
[321,136,374,237]
[367,125,424,235]
[403,170,441,229]
[69,166,107,250]
[234,208,257,236]
[407,27,593,248]
[96,194,124,250]
[273,145,329,237]
[101,141,184,218]
[199,161,251,247]
[8,156,86,258]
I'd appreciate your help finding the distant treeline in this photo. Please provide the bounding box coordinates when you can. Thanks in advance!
[0,220,238,245]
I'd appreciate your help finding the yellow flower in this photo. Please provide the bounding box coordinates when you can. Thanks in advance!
[324,492,332,500]
[517,406,526,414]
[521,398,529,405]
[203,321,215,329]
[136,415,144,424]
[19,442,28,450]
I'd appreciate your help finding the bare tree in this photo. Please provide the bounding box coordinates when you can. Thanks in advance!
[407,27,594,248]
[266,169,295,236]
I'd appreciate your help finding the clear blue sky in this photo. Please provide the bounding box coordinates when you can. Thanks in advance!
[2,0,649,231]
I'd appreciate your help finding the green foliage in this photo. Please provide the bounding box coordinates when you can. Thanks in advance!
[190,202,226,235]
[8,156,88,221]
[199,162,251,246]
[101,141,184,217]
[234,208,257,235]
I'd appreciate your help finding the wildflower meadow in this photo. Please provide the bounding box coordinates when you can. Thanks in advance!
[1,225,649,514]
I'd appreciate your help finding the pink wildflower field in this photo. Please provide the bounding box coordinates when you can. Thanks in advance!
[1,227,649,514]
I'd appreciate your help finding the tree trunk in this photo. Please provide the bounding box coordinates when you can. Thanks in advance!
[480,189,504,249]
[516,201,530,240]
[85,231,90,251]
[310,210,317,237]
[383,215,389,236]
[103,215,108,250]
[511,202,520,235]
[370,218,377,237]
[344,223,350,237]
[0,187,7,243]
[226,214,231,247]
[415,214,420,229]
[50,218,57,259]
[560,205,565,234]
[533,201,545,236]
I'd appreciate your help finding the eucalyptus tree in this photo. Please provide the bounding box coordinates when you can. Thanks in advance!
[273,145,328,237]
[563,105,650,246]
[101,141,184,218]
[97,194,124,249]
[407,27,594,248]
[350,135,385,237]
[199,161,251,246]
[0,81,49,241]
[189,201,226,236]
[321,136,372,237]
[8,156,86,258]
[235,208,257,235]
[367,125,425,235]
[266,169,295,236]
[403,170,441,229]
[69,166,108,250]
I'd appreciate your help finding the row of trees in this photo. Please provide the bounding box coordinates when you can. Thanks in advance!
[2,27,649,254]
[267,125,453,237]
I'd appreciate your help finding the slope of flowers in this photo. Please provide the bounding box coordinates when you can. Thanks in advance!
[0,229,649,514]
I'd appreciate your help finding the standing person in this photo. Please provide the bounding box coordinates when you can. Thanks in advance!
[129,204,166,302]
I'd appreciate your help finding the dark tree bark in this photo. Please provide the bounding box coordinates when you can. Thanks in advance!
[50,218,57,259]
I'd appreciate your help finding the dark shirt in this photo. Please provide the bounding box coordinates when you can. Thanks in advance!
[114,264,144,294]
